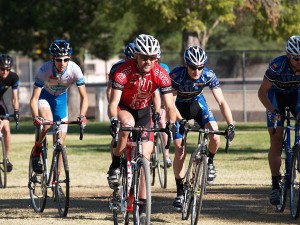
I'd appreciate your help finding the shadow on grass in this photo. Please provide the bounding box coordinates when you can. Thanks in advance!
[1,186,299,224]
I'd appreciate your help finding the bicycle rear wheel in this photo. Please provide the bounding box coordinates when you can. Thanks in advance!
[150,152,156,186]
[155,133,167,189]
[28,144,47,212]
[0,138,7,188]
[290,145,300,219]
[190,154,207,225]
[55,146,70,217]
[133,157,151,225]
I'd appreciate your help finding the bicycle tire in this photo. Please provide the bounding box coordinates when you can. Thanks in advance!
[133,157,151,225]
[190,154,207,225]
[155,133,167,189]
[276,149,288,212]
[150,151,156,186]
[28,142,47,213]
[55,146,70,217]
[182,150,195,220]
[290,145,300,219]
[0,137,7,188]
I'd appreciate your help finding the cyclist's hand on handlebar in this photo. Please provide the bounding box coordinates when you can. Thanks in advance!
[225,124,235,141]
[33,116,43,128]
[268,109,280,123]
[77,115,87,129]
[152,112,161,125]
[109,117,120,138]
[14,110,19,122]
[166,121,176,134]
[179,119,190,135]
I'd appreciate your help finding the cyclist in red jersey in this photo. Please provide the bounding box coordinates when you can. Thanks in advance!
[107,35,176,216]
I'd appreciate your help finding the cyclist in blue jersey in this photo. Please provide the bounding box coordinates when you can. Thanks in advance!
[29,40,88,174]
[106,42,135,101]
[0,54,19,172]
[170,46,235,210]
[152,50,173,167]
[258,35,300,205]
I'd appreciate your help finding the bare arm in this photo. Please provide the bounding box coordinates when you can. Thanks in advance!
[30,87,42,118]
[258,77,275,112]
[108,88,122,119]
[153,89,161,113]
[11,88,19,111]
[106,81,112,102]
[162,92,176,123]
[211,87,234,125]
[77,85,89,116]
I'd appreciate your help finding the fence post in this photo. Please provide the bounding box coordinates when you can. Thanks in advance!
[242,51,247,122]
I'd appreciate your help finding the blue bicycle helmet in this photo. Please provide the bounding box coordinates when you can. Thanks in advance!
[124,42,135,59]
[49,40,73,57]
[184,46,207,66]
[0,54,13,68]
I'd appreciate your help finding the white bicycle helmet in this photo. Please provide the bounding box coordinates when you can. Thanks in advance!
[133,34,160,56]
[184,46,207,66]
[286,36,300,55]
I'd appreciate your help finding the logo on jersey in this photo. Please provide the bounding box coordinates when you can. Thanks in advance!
[116,66,132,83]
[194,82,204,87]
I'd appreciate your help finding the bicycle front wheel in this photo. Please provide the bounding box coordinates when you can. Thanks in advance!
[55,147,70,217]
[290,145,300,219]
[28,146,47,213]
[0,138,7,188]
[276,150,288,212]
[133,157,151,225]
[155,133,167,189]
[190,154,207,225]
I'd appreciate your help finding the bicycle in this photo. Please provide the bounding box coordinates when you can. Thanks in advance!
[273,107,300,219]
[28,119,83,217]
[180,125,230,225]
[150,120,168,189]
[109,125,172,225]
[0,113,19,188]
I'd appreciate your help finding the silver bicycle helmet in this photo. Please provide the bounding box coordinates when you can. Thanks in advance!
[286,36,300,55]
[0,54,13,68]
[184,46,207,66]
[49,40,73,57]
[124,42,135,59]
[133,34,160,56]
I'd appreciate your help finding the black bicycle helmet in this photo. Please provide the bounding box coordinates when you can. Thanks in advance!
[0,54,13,68]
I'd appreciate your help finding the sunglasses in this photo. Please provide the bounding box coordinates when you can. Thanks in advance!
[188,65,204,71]
[139,55,157,62]
[55,58,70,63]
[292,56,300,61]
[0,67,10,72]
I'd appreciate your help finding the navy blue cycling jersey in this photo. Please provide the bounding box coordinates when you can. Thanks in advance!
[170,66,220,103]
[265,55,300,94]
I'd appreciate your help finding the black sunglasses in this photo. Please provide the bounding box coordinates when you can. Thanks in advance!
[292,56,300,61]
[0,67,10,72]
[188,65,204,71]
[55,58,70,63]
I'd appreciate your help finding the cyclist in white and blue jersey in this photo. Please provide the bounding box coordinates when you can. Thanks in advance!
[170,46,235,210]
[258,35,300,205]
[29,40,88,174]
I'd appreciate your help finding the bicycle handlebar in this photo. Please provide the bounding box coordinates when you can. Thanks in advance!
[113,125,173,149]
[181,126,230,153]
[40,120,84,140]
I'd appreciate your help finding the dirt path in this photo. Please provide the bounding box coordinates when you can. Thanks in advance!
[0,183,298,225]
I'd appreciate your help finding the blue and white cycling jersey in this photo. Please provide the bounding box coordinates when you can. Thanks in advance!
[34,60,85,121]
[170,66,219,139]
[265,55,300,94]
[160,62,170,74]
[170,66,220,103]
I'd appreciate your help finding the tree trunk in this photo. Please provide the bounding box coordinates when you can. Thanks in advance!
[182,29,201,64]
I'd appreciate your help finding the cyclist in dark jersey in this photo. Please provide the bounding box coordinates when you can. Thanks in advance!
[0,54,19,172]
[170,46,235,210]
[258,35,300,205]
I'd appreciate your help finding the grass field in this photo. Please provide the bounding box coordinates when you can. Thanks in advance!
[0,121,299,224]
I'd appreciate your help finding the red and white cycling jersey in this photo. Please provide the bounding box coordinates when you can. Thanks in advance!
[111,59,172,109]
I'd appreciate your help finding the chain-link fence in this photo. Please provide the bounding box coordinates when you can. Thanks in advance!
[4,50,285,123]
